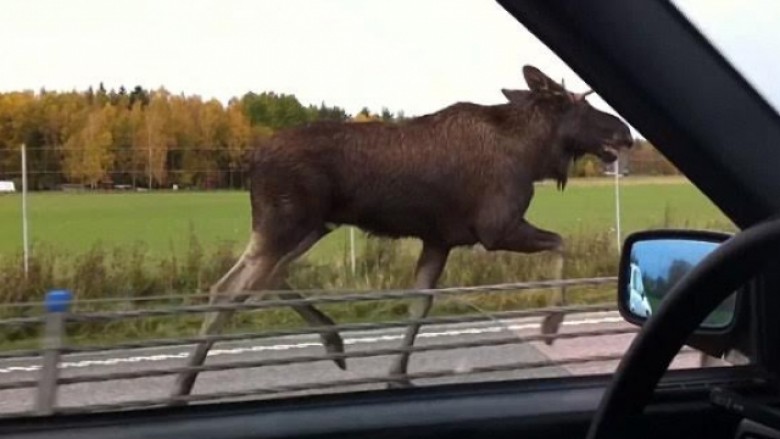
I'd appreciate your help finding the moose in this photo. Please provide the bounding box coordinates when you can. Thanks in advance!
[170,64,634,398]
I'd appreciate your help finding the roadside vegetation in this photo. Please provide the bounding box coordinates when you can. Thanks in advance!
[0,178,734,350]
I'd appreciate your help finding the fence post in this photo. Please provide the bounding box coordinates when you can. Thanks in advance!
[35,289,72,415]
[20,143,29,279]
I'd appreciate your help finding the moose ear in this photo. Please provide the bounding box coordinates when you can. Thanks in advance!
[501,88,530,104]
[522,65,567,96]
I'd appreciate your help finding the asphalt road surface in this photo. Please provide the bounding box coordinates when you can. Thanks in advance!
[0,310,722,415]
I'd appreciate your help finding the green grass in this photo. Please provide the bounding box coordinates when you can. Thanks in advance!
[0,176,733,264]
[0,176,738,348]
[0,190,357,263]
[525,176,731,235]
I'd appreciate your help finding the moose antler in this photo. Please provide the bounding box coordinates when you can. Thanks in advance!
[570,89,595,102]
[561,77,595,102]
[577,89,595,99]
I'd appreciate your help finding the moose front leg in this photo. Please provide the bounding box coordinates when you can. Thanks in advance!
[541,249,567,345]
[480,218,567,345]
[386,243,450,389]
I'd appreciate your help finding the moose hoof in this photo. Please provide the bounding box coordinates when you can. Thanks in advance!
[540,312,565,345]
[333,358,347,371]
[321,332,347,371]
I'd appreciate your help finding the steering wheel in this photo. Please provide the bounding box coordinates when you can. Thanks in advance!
[586,217,780,439]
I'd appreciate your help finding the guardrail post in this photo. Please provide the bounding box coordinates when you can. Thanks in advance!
[35,289,72,415]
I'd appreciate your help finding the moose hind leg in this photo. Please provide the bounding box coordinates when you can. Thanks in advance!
[267,226,348,371]
[170,219,325,401]
[386,243,450,389]
[277,290,347,370]
[170,231,279,400]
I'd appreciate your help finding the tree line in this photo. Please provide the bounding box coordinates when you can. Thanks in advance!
[641,259,694,302]
[0,84,409,190]
[0,84,675,190]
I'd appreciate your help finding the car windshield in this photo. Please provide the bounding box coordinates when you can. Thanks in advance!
[0,0,763,416]
[671,0,780,116]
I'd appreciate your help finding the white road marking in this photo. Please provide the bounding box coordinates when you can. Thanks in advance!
[0,315,627,374]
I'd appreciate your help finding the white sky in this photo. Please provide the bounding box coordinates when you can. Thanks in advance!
[2,0,780,134]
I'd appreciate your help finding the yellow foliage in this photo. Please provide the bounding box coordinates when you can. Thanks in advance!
[352,112,379,123]
[63,105,116,186]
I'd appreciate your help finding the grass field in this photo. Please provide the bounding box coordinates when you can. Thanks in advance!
[0,176,733,263]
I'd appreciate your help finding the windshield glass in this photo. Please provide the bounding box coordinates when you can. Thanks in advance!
[0,0,745,416]
[671,0,780,115]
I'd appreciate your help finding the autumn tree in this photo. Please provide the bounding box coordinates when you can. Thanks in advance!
[0,84,398,190]
[224,99,253,188]
[190,98,225,188]
[166,95,198,187]
[626,140,679,175]
[110,104,136,186]
[353,107,379,123]
[135,89,174,188]
[0,93,32,182]
[62,105,116,187]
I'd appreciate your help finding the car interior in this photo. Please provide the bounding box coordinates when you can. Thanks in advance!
[2,1,780,438]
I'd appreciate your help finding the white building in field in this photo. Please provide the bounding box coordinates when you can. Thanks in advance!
[0,181,16,193]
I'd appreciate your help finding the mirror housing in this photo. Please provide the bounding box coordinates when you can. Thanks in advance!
[618,229,742,335]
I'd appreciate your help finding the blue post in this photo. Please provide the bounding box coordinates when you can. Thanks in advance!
[35,290,72,415]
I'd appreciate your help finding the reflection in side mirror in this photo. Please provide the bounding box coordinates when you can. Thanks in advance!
[618,231,738,330]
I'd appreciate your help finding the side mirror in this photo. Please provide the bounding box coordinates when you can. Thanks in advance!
[618,229,740,332]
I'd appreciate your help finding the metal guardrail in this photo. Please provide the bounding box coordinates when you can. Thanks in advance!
[0,277,617,328]
[0,277,644,417]
[0,303,619,359]
[0,277,618,312]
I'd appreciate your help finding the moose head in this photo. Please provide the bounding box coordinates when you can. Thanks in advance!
[503,65,634,165]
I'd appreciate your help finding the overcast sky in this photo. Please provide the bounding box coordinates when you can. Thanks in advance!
[2,0,779,134]
[632,239,715,283]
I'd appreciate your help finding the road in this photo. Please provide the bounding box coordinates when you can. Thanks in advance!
[0,310,719,415]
